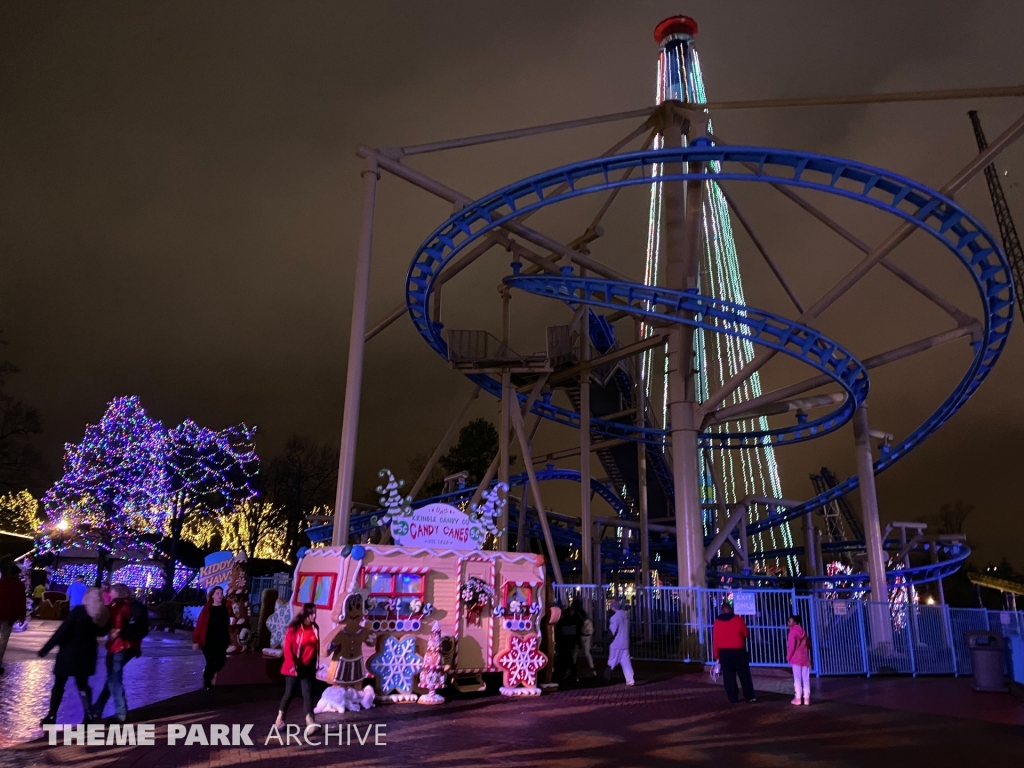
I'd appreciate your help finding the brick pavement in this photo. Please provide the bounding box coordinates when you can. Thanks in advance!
[2,670,1022,768]
[0,622,204,748]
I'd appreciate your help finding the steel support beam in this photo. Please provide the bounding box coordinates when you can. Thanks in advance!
[498,369,511,550]
[579,292,593,584]
[408,387,480,500]
[387,85,1022,158]
[698,111,1024,424]
[708,325,977,426]
[636,327,650,587]
[853,405,888,605]
[509,390,564,584]
[359,147,631,283]
[332,158,378,547]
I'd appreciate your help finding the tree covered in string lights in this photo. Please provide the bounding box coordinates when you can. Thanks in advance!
[162,419,260,596]
[43,396,264,589]
[42,396,169,583]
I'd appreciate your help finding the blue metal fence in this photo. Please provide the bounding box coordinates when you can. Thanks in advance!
[249,575,292,613]
[553,584,1024,677]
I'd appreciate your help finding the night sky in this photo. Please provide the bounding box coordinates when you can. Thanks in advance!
[2,2,1023,565]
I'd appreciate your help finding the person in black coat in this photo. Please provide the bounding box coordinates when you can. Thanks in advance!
[554,602,583,684]
[38,586,109,725]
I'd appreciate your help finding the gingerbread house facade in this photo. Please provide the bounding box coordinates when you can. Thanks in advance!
[293,545,547,686]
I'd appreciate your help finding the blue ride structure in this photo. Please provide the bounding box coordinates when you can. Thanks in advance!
[312,16,1018,598]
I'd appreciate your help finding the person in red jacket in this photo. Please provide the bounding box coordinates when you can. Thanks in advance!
[712,600,756,703]
[92,584,141,721]
[0,564,28,675]
[276,602,320,737]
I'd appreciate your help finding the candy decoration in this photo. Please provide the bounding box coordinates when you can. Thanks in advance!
[417,621,447,705]
[351,544,366,560]
[496,633,546,696]
[368,635,423,703]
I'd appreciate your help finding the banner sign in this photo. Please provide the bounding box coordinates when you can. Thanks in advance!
[391,503,485,550]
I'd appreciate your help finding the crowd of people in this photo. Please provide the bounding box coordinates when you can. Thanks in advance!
[0,563,152,724]
[3,560,817,726]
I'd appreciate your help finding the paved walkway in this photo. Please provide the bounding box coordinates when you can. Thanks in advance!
[0,620,204,748]
[2,663,1022,767]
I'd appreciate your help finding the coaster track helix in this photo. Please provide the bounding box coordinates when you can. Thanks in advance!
[399,143,1012,587]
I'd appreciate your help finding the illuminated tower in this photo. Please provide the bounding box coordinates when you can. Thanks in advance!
[646,16,798,576]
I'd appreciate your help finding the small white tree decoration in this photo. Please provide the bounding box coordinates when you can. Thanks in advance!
[373,469,413,533]
[469,481,508,539]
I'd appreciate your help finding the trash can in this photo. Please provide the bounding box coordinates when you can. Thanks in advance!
[966,631,1007,692]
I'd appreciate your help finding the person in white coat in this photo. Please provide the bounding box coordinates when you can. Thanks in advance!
[603,597,635,686]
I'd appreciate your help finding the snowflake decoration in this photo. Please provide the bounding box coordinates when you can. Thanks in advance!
[496,634,547,689]
[368,635,423,695]
[265,602,290,648]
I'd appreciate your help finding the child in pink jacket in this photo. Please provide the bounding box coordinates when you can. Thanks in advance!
[786,615,811,705]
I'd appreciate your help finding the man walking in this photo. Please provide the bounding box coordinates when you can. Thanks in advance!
[712,600,755,703]
[0,564,28,674]
[603,597,635,686]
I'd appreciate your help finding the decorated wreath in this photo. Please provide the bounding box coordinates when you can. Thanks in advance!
[460,576,495,625]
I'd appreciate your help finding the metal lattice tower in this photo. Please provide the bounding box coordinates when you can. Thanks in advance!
[969,110,1024,319]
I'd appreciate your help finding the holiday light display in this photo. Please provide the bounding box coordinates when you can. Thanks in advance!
[644,23,797,575]
[41,396,265,587]
[51,561,195,592]
[374,469,413,530]
[42,396,169,557]
[163,419,260,589]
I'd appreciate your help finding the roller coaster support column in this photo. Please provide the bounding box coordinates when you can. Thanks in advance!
[636,323,651,587]
[332,156,379,546]
[663,105,706,588]
[802,510,820,576]
[853,404,893,644]
[499,369,511,550]
[580,280,593,582]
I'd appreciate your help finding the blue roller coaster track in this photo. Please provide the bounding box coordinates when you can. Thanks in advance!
[312,143,1011,593]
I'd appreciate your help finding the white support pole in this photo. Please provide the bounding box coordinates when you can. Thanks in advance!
[516,480,530,553]
[509,400,564,584]
[579,291,593,584]
[498,369,512,551]
[853,405,887,604]
[853,404,894,646]
[332,157,379,547]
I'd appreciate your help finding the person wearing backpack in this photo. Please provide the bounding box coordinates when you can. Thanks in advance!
[92,584,145,722]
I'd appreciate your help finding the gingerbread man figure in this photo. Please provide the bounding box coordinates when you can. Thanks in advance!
[325,592,376,688]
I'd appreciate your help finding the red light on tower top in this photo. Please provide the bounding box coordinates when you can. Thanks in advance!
[653,15,698,47]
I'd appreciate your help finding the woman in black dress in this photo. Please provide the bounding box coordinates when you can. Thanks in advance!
[192,586,231,691]
[38,586,109,725]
